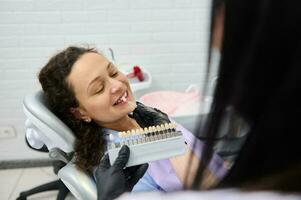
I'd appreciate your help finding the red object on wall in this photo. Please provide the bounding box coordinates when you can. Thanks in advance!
[127,66,144,81]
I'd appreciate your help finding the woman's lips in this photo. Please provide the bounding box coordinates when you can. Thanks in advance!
[113,91,128,106]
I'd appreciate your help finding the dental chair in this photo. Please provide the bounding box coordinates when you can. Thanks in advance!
[20,90,97,200]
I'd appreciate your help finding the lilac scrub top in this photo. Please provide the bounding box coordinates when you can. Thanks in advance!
[99,120,228,193]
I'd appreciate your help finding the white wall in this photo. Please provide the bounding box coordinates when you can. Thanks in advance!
[0,0,211,160]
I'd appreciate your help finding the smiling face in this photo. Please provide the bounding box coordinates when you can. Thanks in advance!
[67,52,137,127]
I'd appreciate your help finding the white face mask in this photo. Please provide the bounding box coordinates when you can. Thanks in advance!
[207,48,221,96]
[210,48,221,77]
[213,106,250,164]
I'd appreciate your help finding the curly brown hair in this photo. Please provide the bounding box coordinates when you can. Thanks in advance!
[38,46,105,172]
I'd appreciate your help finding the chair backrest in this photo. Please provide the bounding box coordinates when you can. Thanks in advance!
[23,90,75,153]
[23,90,97,200]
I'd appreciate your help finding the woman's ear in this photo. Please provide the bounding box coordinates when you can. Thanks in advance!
[69,107,82,119]
[69,107,90,121]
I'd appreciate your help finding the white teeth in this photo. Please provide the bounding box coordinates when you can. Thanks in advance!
[114,91,127,105]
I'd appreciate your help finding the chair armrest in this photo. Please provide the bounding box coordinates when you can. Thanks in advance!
[58,163,97,200]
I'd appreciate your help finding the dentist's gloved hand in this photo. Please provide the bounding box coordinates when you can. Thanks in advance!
[132,102,171,128]
[95,145,148,200]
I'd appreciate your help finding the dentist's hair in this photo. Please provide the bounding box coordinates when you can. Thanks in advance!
[39,46,105,172]
[192,0,301,191]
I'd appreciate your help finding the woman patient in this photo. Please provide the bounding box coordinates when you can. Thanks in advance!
[38,46,227,192]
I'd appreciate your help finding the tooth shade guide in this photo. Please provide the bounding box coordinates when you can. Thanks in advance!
[108,124,185,167]
[164,123,169,129]
[114,123,178,143]
[117,132,121,139]
[160,124,165,130]
[116,124,174,142]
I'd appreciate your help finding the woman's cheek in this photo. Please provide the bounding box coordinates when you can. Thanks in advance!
[87,97,107,113]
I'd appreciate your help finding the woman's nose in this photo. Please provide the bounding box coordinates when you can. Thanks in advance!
[109,79,123,94]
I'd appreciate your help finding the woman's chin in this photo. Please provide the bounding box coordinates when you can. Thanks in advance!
[127,100,137,112]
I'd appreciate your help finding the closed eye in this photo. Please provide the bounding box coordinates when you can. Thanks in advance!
[94,85,104,95]
[110,71,119,77]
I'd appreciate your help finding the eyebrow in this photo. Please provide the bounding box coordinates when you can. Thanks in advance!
[87,62,112,93]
